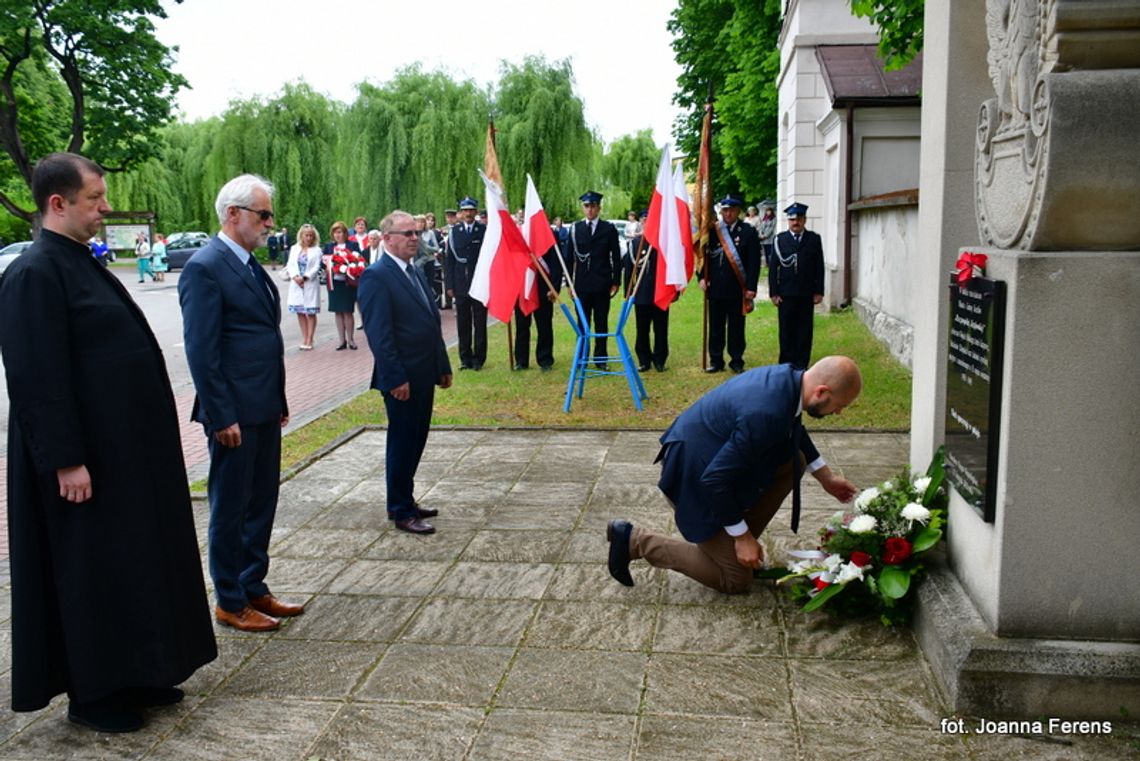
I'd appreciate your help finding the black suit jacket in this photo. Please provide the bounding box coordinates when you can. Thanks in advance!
[564,218,621,295]
[179,236,287,431]
[769,229,824,299]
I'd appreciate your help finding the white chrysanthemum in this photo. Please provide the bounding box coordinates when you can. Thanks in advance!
[912,476,932,494]
[828,510,846,527]
[823,553,844,573]
[881,480,894,492]
[836,562,866,584]
[854,487,880,512]
[848,514,878,534]
[901,502,931,525]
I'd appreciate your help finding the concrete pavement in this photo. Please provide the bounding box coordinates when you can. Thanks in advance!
[0,428,1134,759]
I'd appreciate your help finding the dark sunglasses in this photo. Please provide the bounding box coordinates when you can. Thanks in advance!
[236,205,275,221]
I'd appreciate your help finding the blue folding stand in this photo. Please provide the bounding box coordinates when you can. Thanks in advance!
[560,296,648,412]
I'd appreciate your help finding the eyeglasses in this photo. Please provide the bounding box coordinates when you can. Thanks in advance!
[236,206,275,221]
[387,229,418,238]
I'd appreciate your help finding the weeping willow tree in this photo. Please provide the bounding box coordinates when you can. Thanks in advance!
[106,58,665,232]
[342,66,489,219]
[602,129,659,215]
[492,56,597,218]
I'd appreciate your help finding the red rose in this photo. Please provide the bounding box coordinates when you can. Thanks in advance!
[813,577,830,591]
[882,537,912,565]
[850,551,872,567]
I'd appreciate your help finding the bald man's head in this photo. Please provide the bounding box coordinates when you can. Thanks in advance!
[802,356,862,419]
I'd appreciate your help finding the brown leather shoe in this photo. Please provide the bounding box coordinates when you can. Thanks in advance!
[413,502,439,518]
[249,594,305,618]
[394,517,435,534]
[215,605,280,632]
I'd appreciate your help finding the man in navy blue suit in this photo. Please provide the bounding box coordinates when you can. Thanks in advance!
[606,356,862,593]
[358,210,454,534]
[179,174,304,632]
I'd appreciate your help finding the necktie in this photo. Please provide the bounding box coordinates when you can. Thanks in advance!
[247,256,273,302]
[406,263,428,304]
[794,234,801,244]
[791,415,803,534]
[590,221,596,235]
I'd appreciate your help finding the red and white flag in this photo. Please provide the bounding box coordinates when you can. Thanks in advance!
[642,144,693,310]
[469,170,532,323]
[519,174,558,315]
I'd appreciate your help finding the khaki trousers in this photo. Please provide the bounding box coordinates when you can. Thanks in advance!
[630,460,796,594]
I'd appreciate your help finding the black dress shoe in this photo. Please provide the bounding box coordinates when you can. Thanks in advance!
[124,686,184,707]
[539,365,553,372]
[513,363,528,371]
[705,365,724,373]
[637,363,650,372]
[729,362,744,374]
[336,343,347,351]
[68,697,144,733]
[473,362,484,371]
[394,517,435,534]
[606,519,635,587]
[653,362,666,372]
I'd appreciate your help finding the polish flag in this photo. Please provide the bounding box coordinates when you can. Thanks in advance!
[519,174,558,315]
[642,144,692,310]
[469,170,533,323]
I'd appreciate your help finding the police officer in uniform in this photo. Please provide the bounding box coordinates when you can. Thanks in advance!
[445,196,488,370]
[769,202,824,369]
[564,191,622,369]
[701,196,761,373]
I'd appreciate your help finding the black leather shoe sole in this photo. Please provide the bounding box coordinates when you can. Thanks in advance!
[606,519,635,587]
[68,701,144,733]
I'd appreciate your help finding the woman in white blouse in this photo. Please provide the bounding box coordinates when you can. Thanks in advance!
[284,223,322,350]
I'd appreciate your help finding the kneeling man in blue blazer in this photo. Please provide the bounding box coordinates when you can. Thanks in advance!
[606,356,862,593]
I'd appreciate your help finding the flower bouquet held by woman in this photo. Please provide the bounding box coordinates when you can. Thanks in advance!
[765,449,948,626]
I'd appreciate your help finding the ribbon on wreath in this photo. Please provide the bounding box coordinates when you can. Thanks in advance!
[955,252,988,286]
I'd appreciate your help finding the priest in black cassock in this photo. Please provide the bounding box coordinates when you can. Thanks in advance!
[0,153,216,733]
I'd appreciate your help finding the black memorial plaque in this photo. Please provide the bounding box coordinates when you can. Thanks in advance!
[944,274,1006,522]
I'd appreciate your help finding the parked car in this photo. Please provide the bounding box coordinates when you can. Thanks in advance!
[165,231,208,248]
[0,241,33,279]
[165,236,209,270]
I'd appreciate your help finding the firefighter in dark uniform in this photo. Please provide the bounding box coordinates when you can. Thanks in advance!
[701,196,761,374]
[444,196,488,370]
[623,210,671,372]
[513,244,563,371]
[769,201,824,369]
[564,190,622,369]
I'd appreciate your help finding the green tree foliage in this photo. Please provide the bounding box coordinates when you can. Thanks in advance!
[492,56,596,218]
[669,0,783,202]
[602,129,659,214]
[0,0,186,223]
[850,0,924,69]
[104,59,644,232]
[344,66,489,221]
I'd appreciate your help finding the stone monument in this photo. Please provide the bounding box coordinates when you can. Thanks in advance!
[912,0,1140,720]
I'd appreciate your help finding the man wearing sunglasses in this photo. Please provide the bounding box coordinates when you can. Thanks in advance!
[179,174,304,632]
[358,210,453,534]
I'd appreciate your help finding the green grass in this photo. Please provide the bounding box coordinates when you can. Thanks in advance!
[278,285,912,471]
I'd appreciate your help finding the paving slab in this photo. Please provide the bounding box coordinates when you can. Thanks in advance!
[0,429,1135,760]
